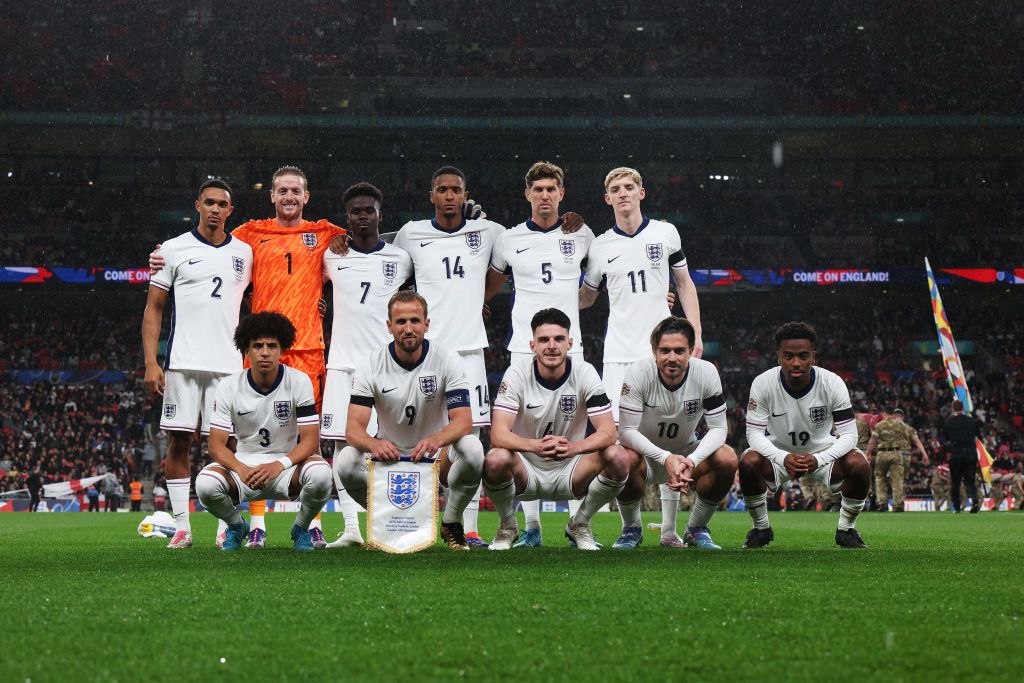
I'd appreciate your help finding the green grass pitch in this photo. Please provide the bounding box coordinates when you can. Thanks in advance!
[2,511,1022,682]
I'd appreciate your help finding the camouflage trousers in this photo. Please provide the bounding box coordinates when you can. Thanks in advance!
[930,471,950,511]
[875,451,905,507]
[990,473,1024,508]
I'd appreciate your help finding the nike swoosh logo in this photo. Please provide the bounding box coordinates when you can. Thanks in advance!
[607,256,621,263]
[337,266,352,271]
[478,410,488,416]
[237,410,253,415]
[771,411,787,417]
[382,387,397,393]
[643,402,659,408]
[526,403,542,409]
[259,239,272,243]
[516,247,532,254]
[188,259,202,265]
[420,241,436,247]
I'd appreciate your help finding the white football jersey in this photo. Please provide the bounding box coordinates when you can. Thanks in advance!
[745,366,855,460]
[323,240,413,371]
[209,365,318,465]
[490,219,594,355]
[150,229,253,374]
[350,340,470,453]
[618,357,726,461]
[492,358,612,471]
[393,218,503,351]
[582,218,687,364]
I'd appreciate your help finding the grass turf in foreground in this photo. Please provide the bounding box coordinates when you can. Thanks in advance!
[1,511,1021,683]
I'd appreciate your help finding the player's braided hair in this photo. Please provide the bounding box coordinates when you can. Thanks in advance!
[342,181,383,206]
[530,308,571,332]
[198,178,233,201]
[774,321,818,349]
[234,312,297,353]
[650,316,695,349]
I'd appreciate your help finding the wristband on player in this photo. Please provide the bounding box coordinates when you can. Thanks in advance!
[276,455,293,470]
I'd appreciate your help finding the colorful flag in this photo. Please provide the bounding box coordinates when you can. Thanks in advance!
[925,258,990,482]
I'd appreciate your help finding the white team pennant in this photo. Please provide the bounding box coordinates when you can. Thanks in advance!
[367,458,438,553]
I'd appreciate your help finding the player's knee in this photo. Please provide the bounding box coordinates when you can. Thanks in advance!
[301,461,332,494]
[165,431,193,457]
[716,445,740,474]
[484,448,514,480]
[844,450,871,482]
[739,450,764,474]
[602,445,629,479]
[454,435,485,469]
[195,468,227,504]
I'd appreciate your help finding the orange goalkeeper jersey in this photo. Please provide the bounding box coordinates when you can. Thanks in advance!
[231,218,345,351]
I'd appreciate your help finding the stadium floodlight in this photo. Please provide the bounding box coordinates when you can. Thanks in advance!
[623,93,632,99]
[636,26,644,31]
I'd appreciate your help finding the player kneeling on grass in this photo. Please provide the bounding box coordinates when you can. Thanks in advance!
[740,322,871,549]
[616,316,737,549]
[485,308,630,551]
[196,312,331,552]
[333,291,485,551]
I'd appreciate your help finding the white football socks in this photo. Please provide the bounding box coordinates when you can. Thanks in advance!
[294,461,332,530]
[838,496,866,531]
[660,484,680,536]
[618,498,643,529]
[195,471,242,528]
[745,491,770,529]
[166,477,191,532]
[484,478,517,527]
[686,496,719,530]
[521,498,542,530]
[575,474,625,524]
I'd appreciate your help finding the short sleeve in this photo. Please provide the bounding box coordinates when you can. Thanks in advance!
[209,379,234,434]
[393,224,410,252]
[745,375,772,429]
[293,372,317,425]
[150,242,177,291]
[582,364,611,416]
[489,229,509,274]
[617,361,646,416]
[442,348,469,393]
[350,360,375,406]
[582,240,604,290]
[701,362,725,408]
[829,374,854,425]
[492,365,523,414]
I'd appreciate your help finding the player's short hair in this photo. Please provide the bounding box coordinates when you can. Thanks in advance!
[272,165,308,190]
[525,161,564,189]
[530,308,571,333]
[774,321,818,349]
[604,166,643,192]
[952,399,965,412]
[234,312,296,353]
[388,290,428,318]
[198,179,233,201]
[432,166,466,187]
[342,181,383,207]
[650,316,695,349]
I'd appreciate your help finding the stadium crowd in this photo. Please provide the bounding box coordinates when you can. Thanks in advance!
[1,2,1020,116]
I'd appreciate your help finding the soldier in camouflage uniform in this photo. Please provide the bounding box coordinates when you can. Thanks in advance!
[930,462,950,511]
[866,408,929,512]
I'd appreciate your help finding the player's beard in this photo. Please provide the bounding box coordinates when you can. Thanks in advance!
[396,334,423,355]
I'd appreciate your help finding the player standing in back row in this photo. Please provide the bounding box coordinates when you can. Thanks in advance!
[579,166,704,547]
[740,322,871,549]
[142,179,253,549]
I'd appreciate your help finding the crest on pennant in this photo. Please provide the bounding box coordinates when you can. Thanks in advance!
[322,414,332,429]
[809,405,828,426]
[164,404,176,419]
[559,239,575,257]
[465,232,482,250]
[559,394,577,414]
[419,375,437,398]
[684,399,701,417]
[646,243,664,262]
[274,401,291,421]
[232,256,245,277]
[302,232,318,248]
[382,261,398,280]
[388,471,419,510]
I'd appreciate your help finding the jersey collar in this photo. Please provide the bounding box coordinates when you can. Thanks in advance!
[658,364,689,392]
[525,218,564,233]
[430,218,467,234]
[191,227,233,248]
[349,239,387,254]
[247,365,284,396]
[611,217,650,238]
[779,367,816,400]
[534,357,572,391]
[389,340,430,372]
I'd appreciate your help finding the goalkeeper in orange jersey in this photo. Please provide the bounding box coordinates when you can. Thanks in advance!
[151,166,347,548]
